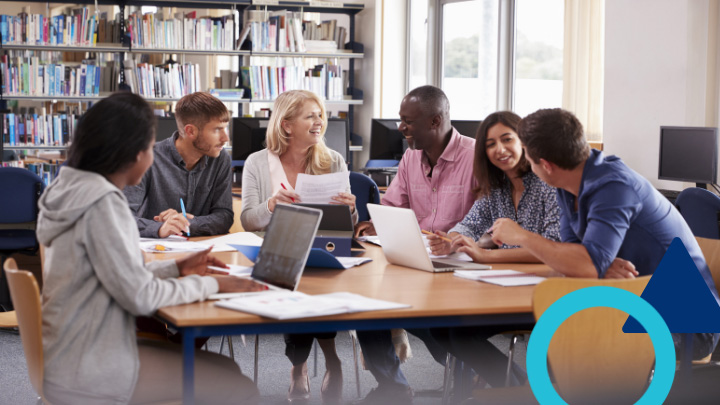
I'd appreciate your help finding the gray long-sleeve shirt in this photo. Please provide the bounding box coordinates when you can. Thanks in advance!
[124,133,234,237]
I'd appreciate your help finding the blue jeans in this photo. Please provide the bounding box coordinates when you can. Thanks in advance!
[356,328,447,390]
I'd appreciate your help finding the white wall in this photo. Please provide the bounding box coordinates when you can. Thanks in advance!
[603,0,719,189]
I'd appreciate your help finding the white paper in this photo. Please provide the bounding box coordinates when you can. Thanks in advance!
[335,257,373,269]
[209,264,253,277]
[215,291,410,320]
[356,235,381,246]
[139,239,209,253]
[453,269,545,286]
[294,172,349,204]
[196,232,265,252]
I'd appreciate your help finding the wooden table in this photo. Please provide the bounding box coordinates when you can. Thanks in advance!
[152,244,554,403]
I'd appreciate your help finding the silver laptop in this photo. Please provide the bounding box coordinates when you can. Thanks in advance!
[210,204,322,299]
[367,204,491,273]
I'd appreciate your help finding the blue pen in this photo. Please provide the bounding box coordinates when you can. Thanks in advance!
[180,198,190,237]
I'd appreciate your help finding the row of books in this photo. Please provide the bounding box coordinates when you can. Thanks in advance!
[0,9,121,47]
[2,111,77,147]
[240,63,345,101]
[246,10,306,53]
[122,59,202,99]
[1,54,102,97]
[302,19,347,50]
[27,162,60,187]
[127,11,235,51]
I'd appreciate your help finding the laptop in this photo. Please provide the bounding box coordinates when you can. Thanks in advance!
[209,204,323,299]
[367,204,491,272]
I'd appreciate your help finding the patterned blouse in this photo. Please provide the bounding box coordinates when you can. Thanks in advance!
[449,171,560,248]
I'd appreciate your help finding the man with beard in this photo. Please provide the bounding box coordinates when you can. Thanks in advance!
[124,91,233,238]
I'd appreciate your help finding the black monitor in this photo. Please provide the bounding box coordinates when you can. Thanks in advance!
[658,126,718,187]
[370,119,406,160]
[452,120,481,138]
[232,117,349,163]
[156,117,178,142]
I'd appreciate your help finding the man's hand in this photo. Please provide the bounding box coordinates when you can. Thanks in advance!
[158,212,191,238]
[155,208,194,222]
[331,192,357,213]
[176,247,229,277]
[604,258,639,279]
[427,231,457,256]
[355,221,376,237]
[489,218,527,247]
[214,275,269,293]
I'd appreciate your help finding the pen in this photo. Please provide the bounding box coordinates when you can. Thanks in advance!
[180,198,190,237]
[280,183,295,202]
[421,229,452,243]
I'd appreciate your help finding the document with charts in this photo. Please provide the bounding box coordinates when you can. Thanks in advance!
[215,291,410,320]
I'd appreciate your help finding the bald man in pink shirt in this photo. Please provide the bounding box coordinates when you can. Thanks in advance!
[354,85,478,404]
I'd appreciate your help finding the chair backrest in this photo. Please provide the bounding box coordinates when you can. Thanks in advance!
[0,167,45,224]
[695,237,720,294]
[532,276,653,404]
[675,187,720,239]
[364,159,399,168]
[4,258,44,399]
[349,172,380,222]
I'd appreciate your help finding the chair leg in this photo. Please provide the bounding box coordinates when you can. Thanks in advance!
[254,334,259,383]
[442,353,455,405]
[227,335,235,360]
[351,333,362,398]
[505,334,520,387]
[313,338,319,377]
[219,335,225,354]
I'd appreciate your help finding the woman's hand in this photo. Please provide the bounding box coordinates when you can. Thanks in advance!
[214,275,269,292]
[176,246,229,277]
[452,235,491,263]
[427,231,457,256]
[331,192,357,213]
[268,188,301,212]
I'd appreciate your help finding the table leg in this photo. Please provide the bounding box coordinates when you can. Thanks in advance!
[182,327,196,405]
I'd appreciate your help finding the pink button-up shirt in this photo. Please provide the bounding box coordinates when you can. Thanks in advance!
[382,128,477,233]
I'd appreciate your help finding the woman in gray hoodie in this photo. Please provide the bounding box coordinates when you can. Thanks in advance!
[37,92,262,404]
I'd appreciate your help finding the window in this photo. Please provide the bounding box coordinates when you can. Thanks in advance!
[411,0,564,120]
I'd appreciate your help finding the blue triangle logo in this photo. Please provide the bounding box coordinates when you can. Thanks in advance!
[623,237,720,333]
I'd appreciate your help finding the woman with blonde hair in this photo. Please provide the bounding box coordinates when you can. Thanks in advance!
[241,90,356,403]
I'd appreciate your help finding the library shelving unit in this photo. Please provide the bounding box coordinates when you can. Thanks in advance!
[1,0,365,165]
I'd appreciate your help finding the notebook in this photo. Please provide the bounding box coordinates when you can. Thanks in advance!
[208,204,322,300]
[366,204,492,273]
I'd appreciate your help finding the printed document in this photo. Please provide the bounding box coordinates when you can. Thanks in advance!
[294,172,349,204]
[139,236,209,253]
[196,232,265,252]
[215,291,410,320]
[454,269,545,286]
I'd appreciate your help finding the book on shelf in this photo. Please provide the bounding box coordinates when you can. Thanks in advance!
[1,53,101,97]
[1,8,121,47]
[248,10,306,53]
[2,110,78,148]
[240,63,345,101]
[209,88,245,100]
[127,10,235,51]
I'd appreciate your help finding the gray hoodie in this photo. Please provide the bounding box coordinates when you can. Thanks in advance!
[37,167,219,404]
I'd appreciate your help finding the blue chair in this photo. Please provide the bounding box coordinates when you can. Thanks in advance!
[364,159,399,169]
[0,168,45,311]
[675,187,720,239]
[349,172,380,222]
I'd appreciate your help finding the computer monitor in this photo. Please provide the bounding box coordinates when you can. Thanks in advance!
[232,117,349,163]
[658,126,718,187]
[156,117,178,142]
[451,120,481,138]
[370,119,406,160]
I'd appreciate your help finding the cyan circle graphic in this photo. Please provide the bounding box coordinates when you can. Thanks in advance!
[526,286,675,405]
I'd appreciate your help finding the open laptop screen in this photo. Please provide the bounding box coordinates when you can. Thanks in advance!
[251,204,323,290]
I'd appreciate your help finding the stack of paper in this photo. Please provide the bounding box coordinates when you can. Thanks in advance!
[139,236,209,253]
[215,291,410,320]
[454,270,545,287]
[196,232,264,252]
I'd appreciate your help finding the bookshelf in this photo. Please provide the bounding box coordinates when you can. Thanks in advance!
[2,0,365,172]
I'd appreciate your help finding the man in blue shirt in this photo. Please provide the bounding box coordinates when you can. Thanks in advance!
[491,108,719,359]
